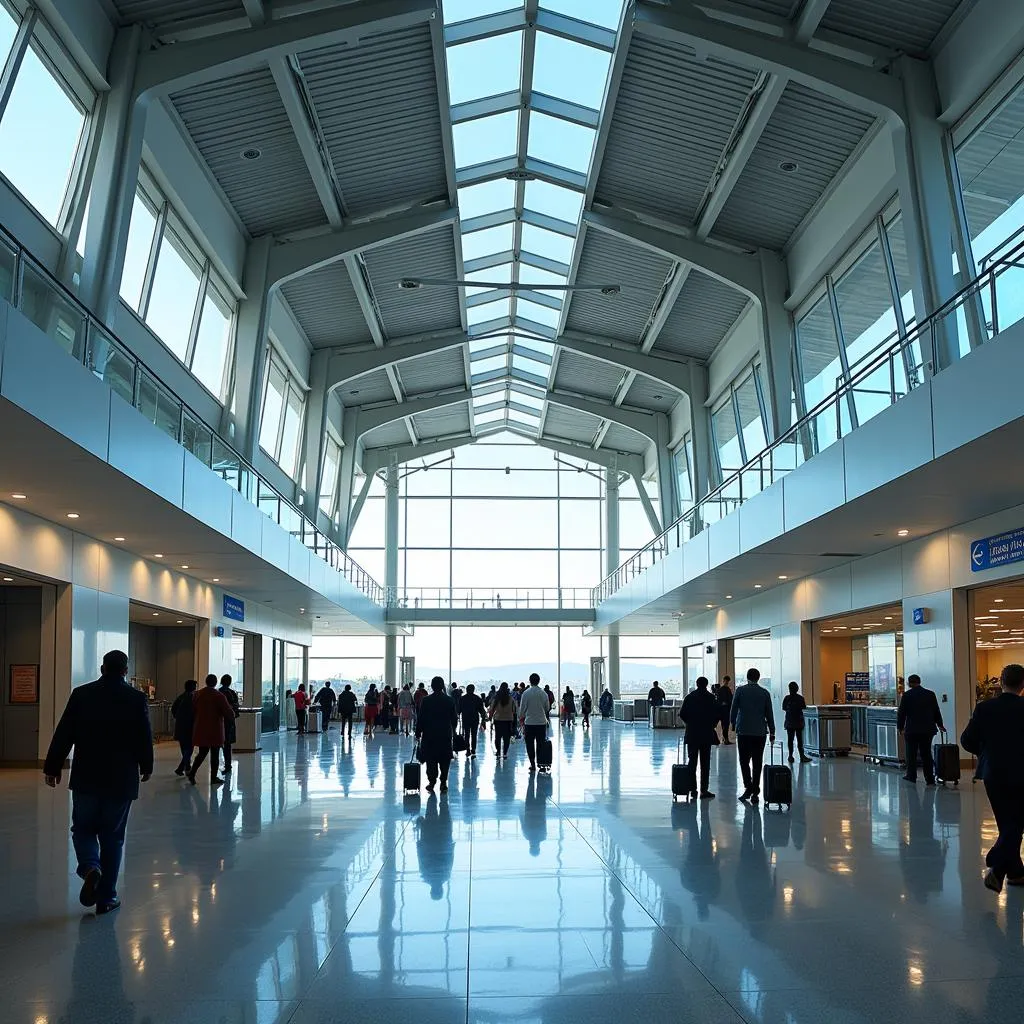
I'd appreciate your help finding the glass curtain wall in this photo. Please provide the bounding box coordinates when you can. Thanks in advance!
[709,362,769,479]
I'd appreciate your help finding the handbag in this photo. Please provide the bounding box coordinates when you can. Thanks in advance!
[453,733,469,753]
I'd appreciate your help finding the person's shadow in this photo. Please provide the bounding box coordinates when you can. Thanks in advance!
[899,784,945,903]
[520,773,550,857]
[460,759,479,822]
[64,910,132,1022]
[674,798,721,920]
[416,794,455,900]
[735,805,776,933]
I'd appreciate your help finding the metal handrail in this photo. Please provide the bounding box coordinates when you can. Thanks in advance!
[593,232,1024,604]
[0,224,384,606]
[386,587,596,610]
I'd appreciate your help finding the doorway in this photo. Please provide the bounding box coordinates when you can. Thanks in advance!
[968,580,1024,707]
[814,604,904,706]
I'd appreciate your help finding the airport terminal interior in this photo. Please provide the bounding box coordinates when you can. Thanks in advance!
[3,0,1024,1020]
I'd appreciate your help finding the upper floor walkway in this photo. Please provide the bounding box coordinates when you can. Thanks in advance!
[384,587,596,626]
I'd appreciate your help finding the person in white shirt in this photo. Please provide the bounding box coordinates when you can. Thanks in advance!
[519,673,551,773]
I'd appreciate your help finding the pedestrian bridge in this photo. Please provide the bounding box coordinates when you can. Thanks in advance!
[383,588,596,627]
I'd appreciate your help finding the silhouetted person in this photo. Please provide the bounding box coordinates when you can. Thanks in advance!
[314,679,337,728]
[679,675,719,799]
[647,680,666,724]
[599,687,614,719]
[416,677,457,793]
[581,689,593,729]
[218,673,240,773]
[490,682,516,759]
[337,683,357,738]
[520,673,551,773]
[294,683,310,733]
[460,683,485,758]
[961,662,1024,892]
[189,674,233,786]
[717,675,734,743]
[782,681,812,764]
[897,673,946,785]
[171,679,197,776]
[43,650,153,914]
[731,668,775,805]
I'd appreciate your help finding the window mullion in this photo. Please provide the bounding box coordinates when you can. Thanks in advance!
[185,261,211,368]
[0,7,37,122]
[730,384,748,465]
[825,275,859,431]
[138,202,167,320]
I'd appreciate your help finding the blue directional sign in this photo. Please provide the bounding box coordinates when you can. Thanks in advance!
[970,528,1024,573]
[223,594,245,622]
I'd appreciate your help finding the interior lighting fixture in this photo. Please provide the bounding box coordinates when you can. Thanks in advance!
[114,536,125,542]
[66,512,79,519]
[884,616,893,620]
[821,629,832,633]
[176,620,183,624]
[778,575,788,580]
[725,595,733,599]
[706,604,713,609]
[2,577,12,582]
[10,493,26,500]
[897,529,909,537]
[180,565,189,570]
[152,612,159,617]
[994,598,1005,603]
[754,584,762,589]
[212,578,220,583]
[154,554,163,559]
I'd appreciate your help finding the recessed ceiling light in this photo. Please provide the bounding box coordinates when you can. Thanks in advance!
[754,584,762,589]
[885,616,893,620]
[10,493,26,500]
[154,554,163,558]
[66,512,79,519]
[212,578,220,583]
[240,146,262,161]
[114,536,125,542]
[152,612,159,617]
[725,595,733,599]
[897,529,909,537]
[706,604,713,609]
[181,565,189,570]
[779,159,799,173]
[995,598,1005,603]
[177,620,183,624]
[778,575,788,580]
[299,607,306,613]
[2,577,12,582]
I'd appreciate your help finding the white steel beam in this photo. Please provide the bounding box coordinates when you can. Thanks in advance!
[344,253,386,348]
[632,0,905,121]
[135,0,438,97]
[631,472,663,536]
[558,332,692,394]
[242,0,268,28]
[547,392,660,445]
[357,389,472,437]
[428,8,458,205]
[325,330,467,390]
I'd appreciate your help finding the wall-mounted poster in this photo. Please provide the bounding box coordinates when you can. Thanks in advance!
[9,664,39,704]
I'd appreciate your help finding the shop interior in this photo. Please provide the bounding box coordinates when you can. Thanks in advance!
[0,573,45,764]
[815,604,904,707]
[970,581,1024,705]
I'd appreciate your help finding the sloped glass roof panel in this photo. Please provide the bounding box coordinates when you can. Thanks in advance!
[533,33,612,109]
[460,222,515,262]
[513,353,552,377]
[523,179,584,224]
[472,354,509,375]
[444,0,523,26]
[452,110,519,168]
[521,223,575,264]
[518,264,569,290]
[465,263,513,297]
[467,298,512,326]
[509,410,539,428]
[540,0,624,30]
[515,336,555,358]
[475,408,505,425]
[469,338,504,355]
[516,300,561,328]
[458,179,516,220]
[528,111,596,174]
[511,389,545,411]
[447,32,524,104]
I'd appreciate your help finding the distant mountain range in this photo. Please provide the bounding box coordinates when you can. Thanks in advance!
[389,660,682,686]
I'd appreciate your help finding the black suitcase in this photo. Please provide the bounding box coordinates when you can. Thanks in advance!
[538,737,553,772]
[933,743,961,785]
[763,742,793,809]
[403,760,421,793]
[672,740,696,801]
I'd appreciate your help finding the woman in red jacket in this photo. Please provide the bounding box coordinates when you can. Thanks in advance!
[189,675,234,786]
[293,684,310,734]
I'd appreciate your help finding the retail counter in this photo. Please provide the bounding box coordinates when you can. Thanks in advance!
[805,706,852,756]
[148,701,171,738]
[613,700,635,723]
[865,706,904,766]
[235,708,262,752]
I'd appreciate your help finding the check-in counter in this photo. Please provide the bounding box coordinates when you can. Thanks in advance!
[148,701,171,738]
[865,706,903,766]
[653,706,683,729]
[235,708,263,752]
[613,700,635,722]
[805,706,852,756]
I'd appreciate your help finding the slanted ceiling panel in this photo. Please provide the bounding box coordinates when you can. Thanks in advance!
[363,227,461,339]
[412,404,471,439]
[341,370,396,407]
[655,271,750,360]
[565,230,672,344]
[300,24,447,216]
[597,36,758,222]
[600,423,649,455]
[543,405,602,446]
[396,347,467,396]
[281,263,372,349]
[820,0,965,55]
[624,374,678,413]
[171,68,326,237]
[713,83,876,250]
[553,350,627,401]
[112,0,243,27]
[362,422,412,449]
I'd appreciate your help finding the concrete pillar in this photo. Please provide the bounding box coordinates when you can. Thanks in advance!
[299,350,330,521]
[605,465,620,698]
[384,456,399,690]
[78,25,149,324]
[654,412,680,527]
[337,406,360,547]
[224,237,273,459]
[687,361,714,504]
[758,249,795,438]
[892,57,981,370]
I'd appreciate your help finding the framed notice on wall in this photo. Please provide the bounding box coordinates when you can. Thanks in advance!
[9,664,39,704]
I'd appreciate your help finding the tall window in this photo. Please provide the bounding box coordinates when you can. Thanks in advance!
[675,432,694,510]
[319,434,343,517]
[259,346,306,479]
[0,5,92,230]
[710,363,768,476]
[118,171,237,401]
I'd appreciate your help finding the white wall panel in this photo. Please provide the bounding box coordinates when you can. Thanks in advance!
[183,453,233,537]
[782,440,847,531]
[260,515,290,572]
[850,547,903,610]
[107,396,185,507]
[900,533,951,596]
[71,535,103,592]
[230,490,263,555]
[738,483,785,553]
[707,513,740,569]
[800,563,854,619]
[682,531,710,583]
[287,536,311,587]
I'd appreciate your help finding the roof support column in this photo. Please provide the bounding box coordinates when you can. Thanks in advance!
[223,236,273,460]
[78,25,148,324]
[758,249,795,438]
[604,463,620,700]
[337,407,360,547]
[655,413,680,529]
[687,362,714,501]
[299,349,330,524]
[384,455,400,690]
[892,57,981,371]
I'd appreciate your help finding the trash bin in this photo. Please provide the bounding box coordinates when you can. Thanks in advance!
[306,705,322,734]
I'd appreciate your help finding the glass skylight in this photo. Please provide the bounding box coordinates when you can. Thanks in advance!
[467,299,511,326]
[452,110,519,167]
[444,0,521,26]
[521,223,575,265]
[447,33,523,104]
[518,264,569,289]
[461,223,515,262]
[458,179,516,220]
[533,33,612,109]
[516,300,561,329]
[528,111,596,174]
[523,180,584,224]
[540,0,625,30]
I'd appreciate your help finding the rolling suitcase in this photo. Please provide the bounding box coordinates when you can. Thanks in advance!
[538,737,553,773]
[672,740,696,802]
[933,742,961,786]
[403,759,421,793]
[762,742,793,809]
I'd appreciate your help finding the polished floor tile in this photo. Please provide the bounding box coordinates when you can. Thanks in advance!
[0,721,1019,1022]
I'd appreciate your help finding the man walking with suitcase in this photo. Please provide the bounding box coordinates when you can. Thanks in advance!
[731,668,775,805]
[679,676,719,799]
[897,674,946,786]
[520,673,550,774]
[960,663,1024,892]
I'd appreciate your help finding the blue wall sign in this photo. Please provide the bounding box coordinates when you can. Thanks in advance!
[912,608,928,625]
[223,595,245,622]
[214,625,225,638]
[970,528,1024,573]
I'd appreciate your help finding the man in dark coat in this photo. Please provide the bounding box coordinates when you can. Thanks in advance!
[961,663,1024,892]
[897,673,946,785]
[717,676,734,743]
[337,684,358,738]
[416,677,457,794]
[460,684,486,758]
[679,676,720,799]
[218,674,240,774]
[189,674,234,786]
[43,649,154,914]
[314,680,337,729]
[171,679,198,776]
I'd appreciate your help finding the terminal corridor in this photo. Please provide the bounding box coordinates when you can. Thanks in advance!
[3,725,1019,1024]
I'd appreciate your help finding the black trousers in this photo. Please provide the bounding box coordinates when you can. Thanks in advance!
[985,782,1024,880]
[190,746,220,780]
[425,758,452,788]
[493,720,512,756]
[175,740,192,774]
[720,711,731,742]
[340,713,354,735]
[462,714,480,753]
[525,724,547,767]
[296,709,308,734]
[222,741,233,771]
[737,734,767,793]
[905,734,935,782]
[786,726,806,759]
[687,742,712,794]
